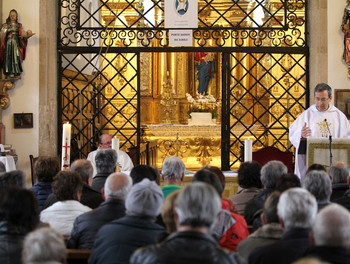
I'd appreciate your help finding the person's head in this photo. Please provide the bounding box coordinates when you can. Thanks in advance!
[303,170,332,203]
[328,164,349,184]
[104,172,132,200]
[192,168,223,197]
[275,173,301,192]
[261,191,281,224]
[175,182,221,229]
[161,156,186,182]
[311,204,350,248]
[130,165,160,185]
[22,227,67,264]
[306,163,326,174]
[98,134,112,149]
[52,170,83,201]
[161,190,180,234]
[203,165,226,189]
[0,170,26,194]
[95,148,117,174]
[0,187,39,233]
[237,161,263,189]
[260,160,287,189]
[34,157,60,183]
[125,178,163,217]
[277,188,317,230]
[314,83,332,112]
[6,9,18,24]
[70,159,94,185]
[0,161,5,173]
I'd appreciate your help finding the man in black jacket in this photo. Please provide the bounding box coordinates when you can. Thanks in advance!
[130,182,244,264]
[67,172,132,249]
[91,149,117,193]
[305,204,350,264]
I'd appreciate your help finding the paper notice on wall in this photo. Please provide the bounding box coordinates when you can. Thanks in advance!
[165,0,198,28]
[169,30,193,46]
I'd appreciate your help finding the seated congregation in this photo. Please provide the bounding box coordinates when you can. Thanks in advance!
[0,151,349,264]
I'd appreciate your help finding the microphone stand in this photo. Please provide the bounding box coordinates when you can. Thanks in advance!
[325,119,332,167]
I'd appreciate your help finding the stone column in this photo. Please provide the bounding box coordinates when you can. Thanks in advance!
[309,0,328,100]
[39,0,57,155]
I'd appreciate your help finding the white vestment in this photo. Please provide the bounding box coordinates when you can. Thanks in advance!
[87,148,134,178]
[289,104,350,180]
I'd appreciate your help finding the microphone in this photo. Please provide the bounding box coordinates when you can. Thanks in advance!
[324,119,332,138]
[324,118,332,166]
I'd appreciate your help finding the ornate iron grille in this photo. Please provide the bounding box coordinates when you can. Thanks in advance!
[59,0,306,48]
[225,52,307,169]
[58,0,307,169]
[59,52,139,161]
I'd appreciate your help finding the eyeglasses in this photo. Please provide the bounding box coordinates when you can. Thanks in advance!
[315,97,330,102]
[100,141,112,146]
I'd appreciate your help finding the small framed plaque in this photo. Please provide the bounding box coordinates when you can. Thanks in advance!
[14,113,33,129]
[334,89,350,119]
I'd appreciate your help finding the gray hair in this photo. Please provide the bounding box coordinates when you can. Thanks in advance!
[314,83,332,98]
[261,161,287,188]
[277,188,317,229]
[70,159,94,183]
[263,191,281,224]
[104,172,132,199]
[95,149,118,174]
[0,170,26,194]
[313,204,350,248]
[22,227,67,263]
[161,156,186,180]
[303,170,332,203]
[175,182,221,228]
[328,165,349,184]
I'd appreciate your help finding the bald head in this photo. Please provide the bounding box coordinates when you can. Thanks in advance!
[104,172,132,199]
[70,159,93,184]
[99,134,112,149]
[313,204,350,248]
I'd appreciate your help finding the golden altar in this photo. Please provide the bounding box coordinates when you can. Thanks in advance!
[142,123,260,171]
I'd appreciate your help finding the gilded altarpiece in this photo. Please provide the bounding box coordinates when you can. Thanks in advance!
[58,0,308,171]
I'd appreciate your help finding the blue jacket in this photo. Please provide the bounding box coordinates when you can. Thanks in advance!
[89,215,167,264]
[30,181,52,212]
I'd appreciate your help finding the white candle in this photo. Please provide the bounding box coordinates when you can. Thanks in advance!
[167,71,169,76]
[61,122,71,170]
[112,136,119,152]
[244,138,253,162]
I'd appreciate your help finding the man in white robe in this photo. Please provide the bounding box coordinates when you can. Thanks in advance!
[289,83,350,181]
[87,134,134,178]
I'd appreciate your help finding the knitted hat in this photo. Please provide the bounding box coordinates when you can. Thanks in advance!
[126,178,163,217]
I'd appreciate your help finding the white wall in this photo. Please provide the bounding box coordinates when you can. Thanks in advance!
[2,1,39,181]
[328,0,350,94]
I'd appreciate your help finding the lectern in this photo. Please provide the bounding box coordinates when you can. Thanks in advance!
[306,138,350,170]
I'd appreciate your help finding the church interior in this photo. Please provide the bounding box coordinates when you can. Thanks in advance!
[0,0,349,184]
[0,1,349,263]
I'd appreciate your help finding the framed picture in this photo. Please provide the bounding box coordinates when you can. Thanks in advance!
[14,113,33,129]
[334,89,350,119]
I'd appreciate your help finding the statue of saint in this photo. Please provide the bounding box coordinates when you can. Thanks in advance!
[195,52,214,95]
[341,0,350,64]
[0,9,35,77]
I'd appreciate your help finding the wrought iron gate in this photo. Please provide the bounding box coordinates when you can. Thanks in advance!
[58,0,308,170]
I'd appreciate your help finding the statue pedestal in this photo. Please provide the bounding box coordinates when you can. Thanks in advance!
[188,112,216,126]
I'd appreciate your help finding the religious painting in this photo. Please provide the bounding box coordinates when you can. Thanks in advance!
[14,113,33,129]
[334,89,350,119]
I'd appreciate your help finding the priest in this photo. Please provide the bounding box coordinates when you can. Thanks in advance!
[289,83,350,181]
[87,134,134,177]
